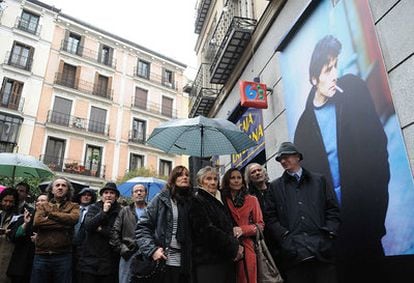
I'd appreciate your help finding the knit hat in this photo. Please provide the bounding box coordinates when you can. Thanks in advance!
[99,182,120,197]
[275,142,303,162]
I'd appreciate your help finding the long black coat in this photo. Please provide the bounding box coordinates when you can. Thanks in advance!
[190,189,239,266]
[294,74,389,260]
[265,168,340,269]
[79,200,121,275]
[6,213,35,281]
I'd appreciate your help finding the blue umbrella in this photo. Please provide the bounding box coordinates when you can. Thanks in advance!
[118,177,166,201]
[146,115,256,157]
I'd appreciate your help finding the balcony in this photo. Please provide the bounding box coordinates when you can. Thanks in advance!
[133,67,178,90]
[4,51,33,71]
[15,17,41,36]
[54,72,113,100]
[189,63,220,117]
[61,40,117,69]
[208,3,257,84]
[128,130,146,144]
[46,110,110,136]
[41,154,106,178]
[195,0,213,34]
[131,97,177,119]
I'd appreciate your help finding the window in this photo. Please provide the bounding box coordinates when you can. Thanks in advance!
[84,145,102,177]
[94,74,109,97]
[44,137,65,171]
[131,118,146,143]
[59,63,77,88]
[88,106,107,134]
[9,42,33,71]
[162,69,174,88]
[0,114,22,153]
[0,78,23,110]
[51,96,72,126]
[159,159,172,176]
[18,10,40,35]
[161,96,173,117]
[137,60,150,79]
[65,32,82,55]
[99,45,113,67]
[129,153,144,171]
[134,87,148,110]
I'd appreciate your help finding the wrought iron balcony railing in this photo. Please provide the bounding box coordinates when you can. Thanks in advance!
[189,63,220,117]
[4,51,33,71]
[133,66,178,90]
[15,17,41,36]
[41,154,106,178]
[207,1,257,84]
[195,0,213,34]
[131,97,177,118]
[54,72,113,100]
[46,110,110,136]
[61,40,117,69]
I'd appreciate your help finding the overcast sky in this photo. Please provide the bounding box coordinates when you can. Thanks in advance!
[40,0,199,78]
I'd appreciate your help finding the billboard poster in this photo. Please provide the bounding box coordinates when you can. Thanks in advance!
[277,0,414,278]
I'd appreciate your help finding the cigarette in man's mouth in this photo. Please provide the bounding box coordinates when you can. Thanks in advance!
[335,85,343,93]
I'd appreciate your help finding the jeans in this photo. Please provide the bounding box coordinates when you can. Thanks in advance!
[119,254,135,283]
[30,253,72,283]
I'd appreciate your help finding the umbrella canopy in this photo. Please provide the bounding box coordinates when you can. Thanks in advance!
[0,153,54,183]
[118,177,166,201]
[146,115,257,157]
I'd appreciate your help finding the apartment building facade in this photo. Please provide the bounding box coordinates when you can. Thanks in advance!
[0,0,58,154]
[1,0,189,187]
[190,0,413,280]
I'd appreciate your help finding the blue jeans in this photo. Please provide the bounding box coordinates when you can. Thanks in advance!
[119,254,134,283]
[30,253,72,283]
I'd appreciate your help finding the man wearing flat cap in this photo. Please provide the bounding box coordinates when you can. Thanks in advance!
[265,142,340,283]
[78,182,121,283]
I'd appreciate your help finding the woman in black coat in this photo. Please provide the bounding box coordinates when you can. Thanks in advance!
[190,166,244,283]
[135,165,193,283]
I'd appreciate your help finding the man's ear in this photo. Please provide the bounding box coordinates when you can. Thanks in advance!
[311,77,317,86]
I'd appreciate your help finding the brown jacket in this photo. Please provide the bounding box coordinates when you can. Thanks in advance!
[33,200,79,254]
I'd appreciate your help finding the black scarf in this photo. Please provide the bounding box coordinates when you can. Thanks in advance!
[173,186,192,277]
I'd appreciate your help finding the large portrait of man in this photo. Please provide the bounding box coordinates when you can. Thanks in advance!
[278,0,414,282]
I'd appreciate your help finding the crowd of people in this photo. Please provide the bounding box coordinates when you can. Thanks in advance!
[0,142,341,283]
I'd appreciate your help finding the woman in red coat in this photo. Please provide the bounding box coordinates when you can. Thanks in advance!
[222,168,264,283]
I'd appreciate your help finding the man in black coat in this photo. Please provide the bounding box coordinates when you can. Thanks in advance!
[78,182,121,283]
[293,35,390,283]
[265,142,340,283]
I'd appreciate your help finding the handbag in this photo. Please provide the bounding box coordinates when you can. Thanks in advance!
[130,252,166,280]
[254,225,284,283]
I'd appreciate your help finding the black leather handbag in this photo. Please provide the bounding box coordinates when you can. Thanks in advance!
[130,253,166,280]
